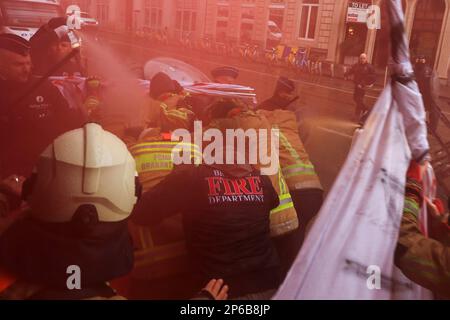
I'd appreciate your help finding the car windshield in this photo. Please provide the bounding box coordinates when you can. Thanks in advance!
[0,0,61,28]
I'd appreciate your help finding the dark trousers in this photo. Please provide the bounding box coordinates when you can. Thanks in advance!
[273,188,324,280]
[353,86,367,117]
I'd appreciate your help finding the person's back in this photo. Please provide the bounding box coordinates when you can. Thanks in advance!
[132,163,281,299]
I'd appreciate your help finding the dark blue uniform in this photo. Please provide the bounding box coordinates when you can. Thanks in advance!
[0,77,86,179]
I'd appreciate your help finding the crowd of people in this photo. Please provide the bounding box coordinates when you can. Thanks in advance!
[0,16,449,300]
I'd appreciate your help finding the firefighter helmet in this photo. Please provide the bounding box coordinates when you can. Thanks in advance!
[28,123,138,223]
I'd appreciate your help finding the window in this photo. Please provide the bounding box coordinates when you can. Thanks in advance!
[151,9,157,27]
[241,7,255,20]
[191,12,196,31]
[144,0,162,28]
[217,6,229,18]
[176,11,182,29]
[299,0,319,40]
[269,8,284,30]
[175,10,197,32]
[144,8,150,25]
[216,20,228,41]
[240,4,256,43]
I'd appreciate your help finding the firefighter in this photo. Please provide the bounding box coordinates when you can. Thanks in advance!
[211,66,240,85]
[0,34,86,214]
[205,99,299,239]
[395,161,450,299]
[0,123,138,299]
[146,72,195,131]
[258,76,324,275]
[124,72,200,299]
[30,17,85,77]
[131,133,282,300]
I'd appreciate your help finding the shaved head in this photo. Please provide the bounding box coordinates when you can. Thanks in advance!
[359,53,368,64]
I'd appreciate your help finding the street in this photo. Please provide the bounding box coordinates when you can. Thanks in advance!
[92,34,450,196]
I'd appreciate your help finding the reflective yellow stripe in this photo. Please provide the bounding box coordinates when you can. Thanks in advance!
[130,141,200,152]
[160,103,190,120]
[282,164,316,178]
[277,129,317,179]
[131,141,201,174]
[271,169,295,214]
[278,169,288,195]
[133,148,202,157]
[403,198,420,219]
[278,130,301,162]
[271,194,294,214]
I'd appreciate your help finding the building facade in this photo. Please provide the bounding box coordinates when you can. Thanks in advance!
[64,0,450,81]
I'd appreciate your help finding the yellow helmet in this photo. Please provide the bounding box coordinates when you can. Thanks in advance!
[28,123,138,223]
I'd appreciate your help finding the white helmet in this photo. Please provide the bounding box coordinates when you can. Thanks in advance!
[28,123,138,223]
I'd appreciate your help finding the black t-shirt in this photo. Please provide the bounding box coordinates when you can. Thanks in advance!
[132,164,281,296]
[0,77,86,178]
[347,63,376,87]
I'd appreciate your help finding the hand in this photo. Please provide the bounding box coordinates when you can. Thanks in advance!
[407,160,428,183]
[203,279,229,300]
[0,175,26,198]
[426,198,449,224]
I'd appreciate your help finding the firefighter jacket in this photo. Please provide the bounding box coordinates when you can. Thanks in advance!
[258,108,323,192]
[145,96,195,132]
[208,110,299,237]
[131,163,281,297]
[395,188,450,299]
[127,129,201,281]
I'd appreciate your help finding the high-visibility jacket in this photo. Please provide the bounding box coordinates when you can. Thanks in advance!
[258,109,323,191]
[208,110,299,237]
[395,193,450,299]
[128,132,201,280]
[146,98,195,132]
[270,168,298,237]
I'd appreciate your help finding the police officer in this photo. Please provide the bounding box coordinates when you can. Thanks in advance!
[0,34,86,182]
[30,17,85,77]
